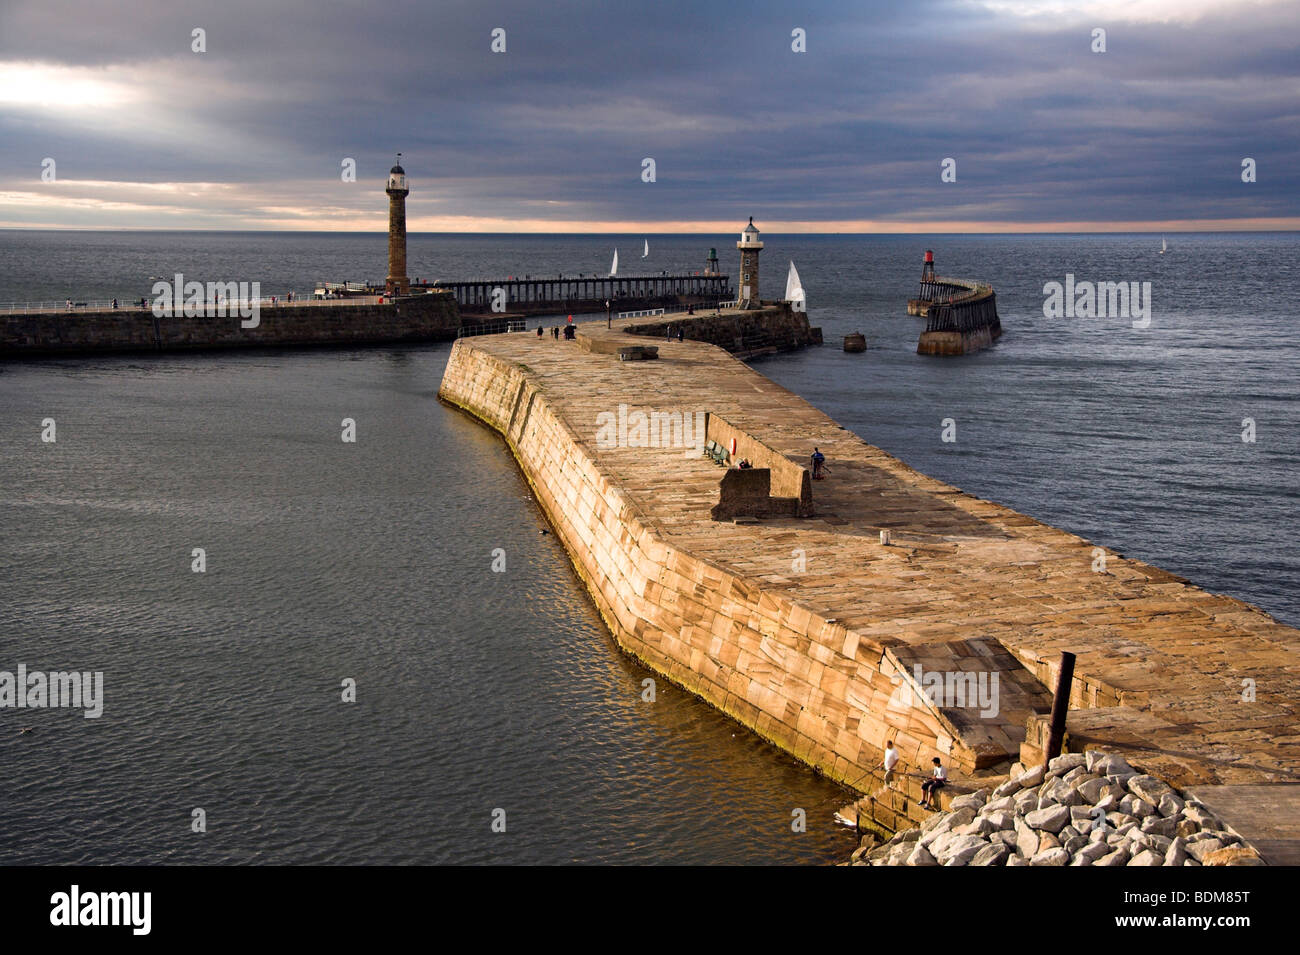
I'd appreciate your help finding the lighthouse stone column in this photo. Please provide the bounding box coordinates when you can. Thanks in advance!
[385,161,410,296]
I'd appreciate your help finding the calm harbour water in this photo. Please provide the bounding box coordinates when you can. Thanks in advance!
[1,230,1296,864]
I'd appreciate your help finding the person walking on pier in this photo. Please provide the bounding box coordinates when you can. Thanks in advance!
[919,757,947,809]
[811,447,827,480]
[883,740,900,786]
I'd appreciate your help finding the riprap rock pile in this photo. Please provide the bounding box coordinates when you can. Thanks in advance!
[853,751,1265,867]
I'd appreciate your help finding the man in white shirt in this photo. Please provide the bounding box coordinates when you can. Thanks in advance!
[919,757,948,809]
[883,740,900,785]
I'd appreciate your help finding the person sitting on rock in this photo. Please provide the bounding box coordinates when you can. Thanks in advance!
[919,757,947,809]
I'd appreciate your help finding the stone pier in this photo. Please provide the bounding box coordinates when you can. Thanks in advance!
[0,292,460,357]
[909,276,1002,356]
[438,308,1300,841]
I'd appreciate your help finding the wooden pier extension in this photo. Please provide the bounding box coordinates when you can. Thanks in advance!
[912,278,1002,356]
[907,250,1003,356]
[424,273,732,316]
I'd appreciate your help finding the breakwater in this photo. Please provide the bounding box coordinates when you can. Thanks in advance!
[907,251,1002,356]
[623,303,822,359]
[909,277,1002,356]
[0,292,460,358]
[438,307,1300,841]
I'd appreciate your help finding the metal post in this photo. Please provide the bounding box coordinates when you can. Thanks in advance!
[1044,651,1076,765]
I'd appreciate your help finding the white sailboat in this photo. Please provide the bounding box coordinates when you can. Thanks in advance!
[610,248,618,276]
[785,260,806,312]
[642,239,649,258]
[1159,236,1167,255]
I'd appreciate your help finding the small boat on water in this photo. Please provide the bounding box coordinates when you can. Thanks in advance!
[610,248,618,276]
[642,239,649,258]
[1159,236,1167,255]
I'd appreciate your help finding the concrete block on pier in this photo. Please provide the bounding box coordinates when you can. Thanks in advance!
[710,468,801,521]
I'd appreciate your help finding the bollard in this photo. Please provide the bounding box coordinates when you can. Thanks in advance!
[1043,651,1076,765]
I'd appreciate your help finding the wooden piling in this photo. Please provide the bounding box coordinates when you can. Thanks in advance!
[1044,651,1076,765]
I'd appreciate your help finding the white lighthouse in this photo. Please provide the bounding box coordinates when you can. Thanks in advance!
[737,217,763,309]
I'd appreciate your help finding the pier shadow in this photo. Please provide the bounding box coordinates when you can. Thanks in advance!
[789,458,1010,542]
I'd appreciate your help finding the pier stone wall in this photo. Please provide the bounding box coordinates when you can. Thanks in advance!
[440,313,1300,842]
[623,303,822,356]
[0,292,460,358]
[705,412,813,511]
[438,339,992,805]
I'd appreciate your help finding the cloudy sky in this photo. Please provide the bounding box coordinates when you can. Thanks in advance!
[1,0,1296,232]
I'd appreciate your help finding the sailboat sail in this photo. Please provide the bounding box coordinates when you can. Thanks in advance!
[1161,236,1167,253]
[785,261,805,311]
[643,239,649,258]
[610,249,618,276]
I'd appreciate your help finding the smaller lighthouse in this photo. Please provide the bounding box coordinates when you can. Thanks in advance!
[705,247,719,275]
[737,217,763,309]
[385,156,410,297]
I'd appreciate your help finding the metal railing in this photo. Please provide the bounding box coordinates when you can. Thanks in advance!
[0,299,140,315]
[616,307,666,319]
[457,318,528,338]
[921,285,999,335]
[429,272,731,285]
[277,295,383,307]
[0,295,387,316]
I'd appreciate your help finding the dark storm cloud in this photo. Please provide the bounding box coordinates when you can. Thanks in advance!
[0,0,1296,227]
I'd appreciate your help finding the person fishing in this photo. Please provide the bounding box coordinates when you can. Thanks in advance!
[811,447,827,480]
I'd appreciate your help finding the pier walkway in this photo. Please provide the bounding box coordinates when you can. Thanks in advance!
[439,308,1299,845]
[424,273,731,315]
